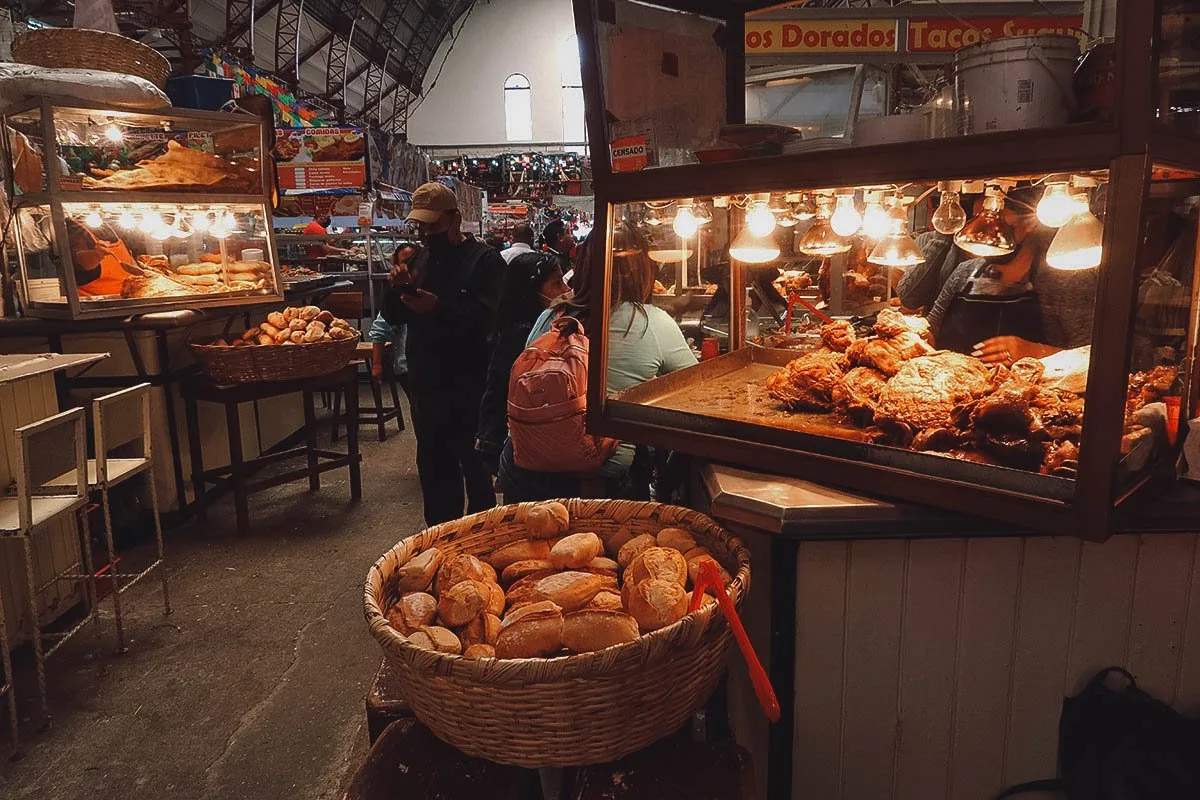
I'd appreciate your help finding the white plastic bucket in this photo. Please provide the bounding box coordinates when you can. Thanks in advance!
[954,35,1080,134]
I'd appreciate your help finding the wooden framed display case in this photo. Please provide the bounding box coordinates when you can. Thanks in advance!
[575,0,1200,538]
[3,99,283,319]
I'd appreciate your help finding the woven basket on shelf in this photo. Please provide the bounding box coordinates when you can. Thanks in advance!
[12,28,172,89]
[364,499,752,768]
[189,337,359,384]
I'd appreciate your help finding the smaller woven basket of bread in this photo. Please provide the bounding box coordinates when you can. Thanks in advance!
[364,499,751,767]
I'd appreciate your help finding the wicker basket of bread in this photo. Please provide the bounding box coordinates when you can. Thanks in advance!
[363,499,751,767]
[190,305,359,383]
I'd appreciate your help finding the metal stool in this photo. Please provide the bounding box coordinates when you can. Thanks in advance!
[332,343,405,443]
[88,384,171,653]
[0,408,102,726]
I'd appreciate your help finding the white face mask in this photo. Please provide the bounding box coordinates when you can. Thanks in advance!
[542,288,574,305]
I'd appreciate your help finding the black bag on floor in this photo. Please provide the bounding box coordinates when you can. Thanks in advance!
[995,667,1200,799]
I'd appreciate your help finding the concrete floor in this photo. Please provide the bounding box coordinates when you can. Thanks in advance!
[0,391,427,799]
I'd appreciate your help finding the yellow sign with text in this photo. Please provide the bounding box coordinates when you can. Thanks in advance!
[745,20,899,55]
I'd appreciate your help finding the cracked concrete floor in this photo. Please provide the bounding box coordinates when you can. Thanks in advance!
[0,393,426,799]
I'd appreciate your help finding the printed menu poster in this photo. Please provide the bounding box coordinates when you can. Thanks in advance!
[274,127,367,191]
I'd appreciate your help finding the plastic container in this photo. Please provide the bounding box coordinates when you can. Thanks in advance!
[954,35,1080,135]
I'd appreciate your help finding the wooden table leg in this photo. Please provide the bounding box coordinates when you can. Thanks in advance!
[225,401,250,537]
[302,389,320,492]
[345,377,362,501]
[184,391,207,522]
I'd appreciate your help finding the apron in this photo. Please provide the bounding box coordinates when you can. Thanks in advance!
[67,219,135,297]
[937,253,1045,355]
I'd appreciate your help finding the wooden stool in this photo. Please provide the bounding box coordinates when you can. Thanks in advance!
[332,343,405,443]
[182,365,362,537]
[365,660,412,743]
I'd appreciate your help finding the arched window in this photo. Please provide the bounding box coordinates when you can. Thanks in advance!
[559,34,586,149]
[504,73,532,142]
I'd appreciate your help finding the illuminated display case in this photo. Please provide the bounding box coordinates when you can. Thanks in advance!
[3,99,282,318]
[576,0,1200,537]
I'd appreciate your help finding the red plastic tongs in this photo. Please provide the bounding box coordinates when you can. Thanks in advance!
[689,559,781,723]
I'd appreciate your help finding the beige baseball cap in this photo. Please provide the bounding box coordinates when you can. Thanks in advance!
[407,181,459,224]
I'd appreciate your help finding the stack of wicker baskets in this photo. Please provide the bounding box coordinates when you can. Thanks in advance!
[12,28,171,89]
[364,499,752,767]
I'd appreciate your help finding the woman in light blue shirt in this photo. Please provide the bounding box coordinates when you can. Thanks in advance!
[499,225,697,499]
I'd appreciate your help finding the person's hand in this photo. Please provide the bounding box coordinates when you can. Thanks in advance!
[388,245,416,286]
[370,359,383,384]
[972,336,1057,365]
[401,288,438,314]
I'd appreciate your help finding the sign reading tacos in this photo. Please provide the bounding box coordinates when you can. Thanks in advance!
[908,17,1083,52]
[274,127,367,192]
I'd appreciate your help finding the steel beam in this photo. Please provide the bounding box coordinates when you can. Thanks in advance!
[274,0,304,80]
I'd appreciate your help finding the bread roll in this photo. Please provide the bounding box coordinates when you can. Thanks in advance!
[408,625,461,655]
[437,579,490,627]
[397,547,442,593]
[176,263,221,276]
[550,532,603,569]
[435,554,488,596]
[488,539,551,572]
[685,591,718,611]
[256,334,275,346]
[299,305,321,320]
[463,644,496,660]
[626,547,688,588]
[657,527,697,554]
[504,572,548,610]
[288,318,308,332]
[495,601,563,659]
[588,588,624,611]
[525,501,570,539]
[386,591,436,635]
[687,554,732,589]
[562,609,640,653]
[260,322,280,338]
[458,612,501,647]
[316,310,335,325]
[241,326,262,341]
[683,546,710,563]
[500,560,555,586]
[289,330,305,344]
[617,533,658,569]
[532,571,604,612]
[266,311,287,328]
[282,306,298,321]
[603,525,637,559]
[479,561,498,584]
[177,274,220,286]
[485,581,505,617]
[584,557,619,580]
[624,579,687,633]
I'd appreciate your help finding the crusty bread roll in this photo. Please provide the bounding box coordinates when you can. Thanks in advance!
[488,539,552,572]
[588,588,624,611]
[437,579,490,627]
[256,334,275,345]
[479,560,498,583]
[463,643,496,660]
[485,581,505,617]
[550,532,603,570]
[495,601,564,659]
[408,625,462,655]
[458,611,501,647]
[687,554,732,589]
[266,311,287,328]
[603,525,637,559]
[176,263,221,276]
[685,591,718,611]
[525,501,570,539]
[584,556,619,580]
[626,546,688,588]
[177,273,220,285]
[657,527,697,554]
[435,553,488,596]
[624,579,688,633]
[683,546,710,563]
[396,547,442,593]
[616,533,658,569]
[386,591,436,635]
[288,318,308,331]
[316,310,335,325]
[562,609,640,653]
[504,572,548,610]
[260,322,280,338]
[532,571,605,612]
[500,560,555,586]
[299,305,321,320]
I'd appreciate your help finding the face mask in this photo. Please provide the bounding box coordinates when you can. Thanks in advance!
[423,231,451,251]
[543,288,574,305]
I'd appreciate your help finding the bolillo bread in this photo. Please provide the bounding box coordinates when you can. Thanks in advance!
[386,591,437,635]
[531,571,605,612]
[603,525,637,559]
[437,579,490,627]
[550,532,603,569]
[624,578,688,633]
[495,601,564,659]
[657,527,698,554]
[396,547,443,593]
[587,588,624,611]
[484,581,506,617]
[487,539,552,572]
[525,501,570,539]
[616,533,658,569]
[562,609,640,653]
[408,625,462,655]
[500,559,555,585]
[626,547,688,588]
[435,553,489,596]
[463,643,496,660]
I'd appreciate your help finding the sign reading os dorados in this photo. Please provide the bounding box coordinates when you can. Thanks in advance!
[745,20,898,55]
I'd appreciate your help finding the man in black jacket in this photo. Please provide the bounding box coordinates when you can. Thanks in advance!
[382,182,503,525]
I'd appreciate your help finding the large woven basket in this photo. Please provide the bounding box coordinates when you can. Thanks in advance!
[12,28,172,89]
[189,337,359,384]
[364,499,752,767]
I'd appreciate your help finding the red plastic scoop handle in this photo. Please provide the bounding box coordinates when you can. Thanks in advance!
[789,291,834,325]
[690,559,781,723]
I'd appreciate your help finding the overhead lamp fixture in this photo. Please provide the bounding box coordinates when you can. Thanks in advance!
[830,190,862,237]
[117,209,137,229]
[954,186,1016,258]
[861,191,890,240]
[647,247,694,264]
[672,199,700,238]
[745,193,777,237]
[84,210,103,228]
[192,211,212,232]
[693,204,713,226]
[104,124,123,143]
[729,226,780,264]
[139,210,163,234]
[797,195,851,257]
[1046,193,1103,270]
[932,180,968,235]
[867,201,925,269]
[644,207,665,226]
[792,194,817,221]
[1036,177,1078,228]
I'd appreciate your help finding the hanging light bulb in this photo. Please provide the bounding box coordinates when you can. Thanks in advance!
[84,209,103,228]
[932,189,968,235]
[792,194,817,221]
[868,203,926,269]
[672,200,700,238]
[797,195,851,257]
[118,209,137,229]
[860,191,890,240]
[1047,195,1103,270]
[149,224,172,241]
[139,210,163,233]
[1037,179,1078,228]
[644,207,665,226]
[745,195,777,237]
[193,210,212,231]
[729,226,780,264]
[221,212,238,232]
[954,187,1016,258]
[830,191,863,237]
[104,124,123,143]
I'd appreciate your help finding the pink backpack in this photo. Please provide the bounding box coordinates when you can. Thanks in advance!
[507,316,618,472]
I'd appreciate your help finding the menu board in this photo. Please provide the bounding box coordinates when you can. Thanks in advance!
[273,127,367,191]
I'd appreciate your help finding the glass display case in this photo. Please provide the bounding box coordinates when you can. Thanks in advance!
[3,99,281,318]
[273,228,416,315]
[576,0,1200,537]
